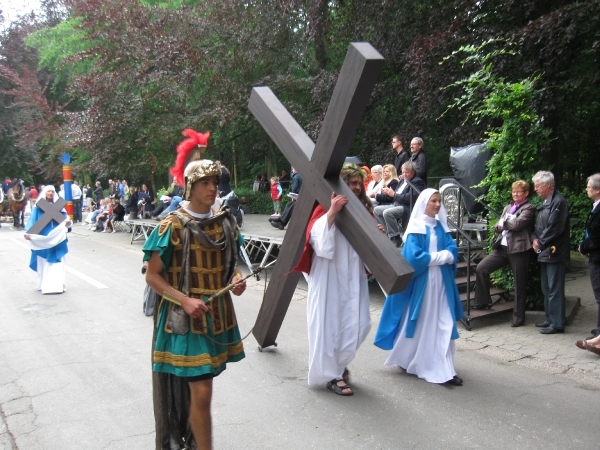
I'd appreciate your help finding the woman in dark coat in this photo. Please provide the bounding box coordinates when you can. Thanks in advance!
[473,180,536,327]
[126,186,139,220]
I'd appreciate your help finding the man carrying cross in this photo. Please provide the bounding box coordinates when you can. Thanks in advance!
[143,129,246,450]
[294,164,374,396]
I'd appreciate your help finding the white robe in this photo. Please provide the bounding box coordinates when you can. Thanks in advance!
[384,222,456,383]
[306,215,371,386]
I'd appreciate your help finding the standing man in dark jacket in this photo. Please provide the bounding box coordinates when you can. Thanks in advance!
[531,171,570,334]
[409,137,427,186]
[392,135,410,176]
[579,173,600,339]
[94,181,104,204]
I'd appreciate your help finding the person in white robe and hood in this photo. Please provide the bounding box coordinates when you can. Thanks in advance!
[374,188,465,385]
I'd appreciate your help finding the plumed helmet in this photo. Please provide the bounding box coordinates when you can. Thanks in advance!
[169,129,220,200]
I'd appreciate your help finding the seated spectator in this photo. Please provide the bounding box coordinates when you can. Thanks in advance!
[90,198,109,231]
[85,198,103,229]
[96,200,113,232]
[372,164,400,206]
[374,161,425,247]
[106,198,126,233]
[151,182,183,220]
[366,165,383,203]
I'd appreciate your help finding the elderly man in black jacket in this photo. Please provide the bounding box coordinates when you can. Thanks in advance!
[409,137,427,186]
[374,161,425,247]
[579,173,600,339]
[532,171,570,334]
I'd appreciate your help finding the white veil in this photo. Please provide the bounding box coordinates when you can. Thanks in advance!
[403,188,451,237]
[36,185,60,206]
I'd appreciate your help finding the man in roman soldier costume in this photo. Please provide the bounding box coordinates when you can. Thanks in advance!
[143,129,246,450]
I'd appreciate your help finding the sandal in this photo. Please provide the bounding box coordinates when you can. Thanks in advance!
[342,368,350,384]
[326,379,354,396]
[575,340,600,356]
[587,344,600,356]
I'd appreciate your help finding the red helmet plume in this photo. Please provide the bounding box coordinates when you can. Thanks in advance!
[170,129,210,186]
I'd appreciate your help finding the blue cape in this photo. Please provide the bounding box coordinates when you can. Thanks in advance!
[25,205,69,271]
[374,222,464,350]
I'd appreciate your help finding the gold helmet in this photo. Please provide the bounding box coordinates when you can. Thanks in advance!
[182,160,220,200]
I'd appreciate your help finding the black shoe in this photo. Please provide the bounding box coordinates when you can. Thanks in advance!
[446,375,463,386]
[511,321,525,328]
[535,320,552,328]
[540,327,564,334]
[269,219,281,228]
[277,223,285,230]
[590,328,600,336]
[390,235,402,248]
[471,304,491,310]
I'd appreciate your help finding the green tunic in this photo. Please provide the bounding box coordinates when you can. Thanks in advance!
[143,210,245,378]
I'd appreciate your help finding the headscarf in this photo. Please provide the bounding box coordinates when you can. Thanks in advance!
[36,185,60,206]
[403,188,451,236]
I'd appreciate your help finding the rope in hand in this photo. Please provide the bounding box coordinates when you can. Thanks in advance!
[162,259,276,347]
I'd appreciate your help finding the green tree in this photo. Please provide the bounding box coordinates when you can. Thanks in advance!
[441,40,552,307]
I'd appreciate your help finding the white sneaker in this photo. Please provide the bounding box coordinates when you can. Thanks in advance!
[102,229,106,233]
[112,230,116,233]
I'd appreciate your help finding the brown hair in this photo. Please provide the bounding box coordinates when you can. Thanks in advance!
[340,164,373,213]
[512,180,530,195]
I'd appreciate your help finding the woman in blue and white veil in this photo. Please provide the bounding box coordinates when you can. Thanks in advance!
[374,188,465,385]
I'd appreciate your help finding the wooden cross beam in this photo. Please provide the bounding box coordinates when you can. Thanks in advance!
[248,42,414,348]
[27,198,68,235]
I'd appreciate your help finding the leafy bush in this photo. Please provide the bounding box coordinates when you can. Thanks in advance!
[563,187,589,249]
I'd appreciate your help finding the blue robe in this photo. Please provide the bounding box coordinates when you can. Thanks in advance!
[25,206,69,272]
[374,221,464,350]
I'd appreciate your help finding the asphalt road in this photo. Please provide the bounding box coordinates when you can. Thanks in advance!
[0,225,599,449]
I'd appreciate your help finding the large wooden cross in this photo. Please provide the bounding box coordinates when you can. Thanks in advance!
[27,198,68,235]
[248,43,414,348]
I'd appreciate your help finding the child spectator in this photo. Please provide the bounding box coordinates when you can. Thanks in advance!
[270,176,283,217]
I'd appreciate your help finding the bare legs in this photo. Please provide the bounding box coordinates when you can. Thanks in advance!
[188,378,213,450]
